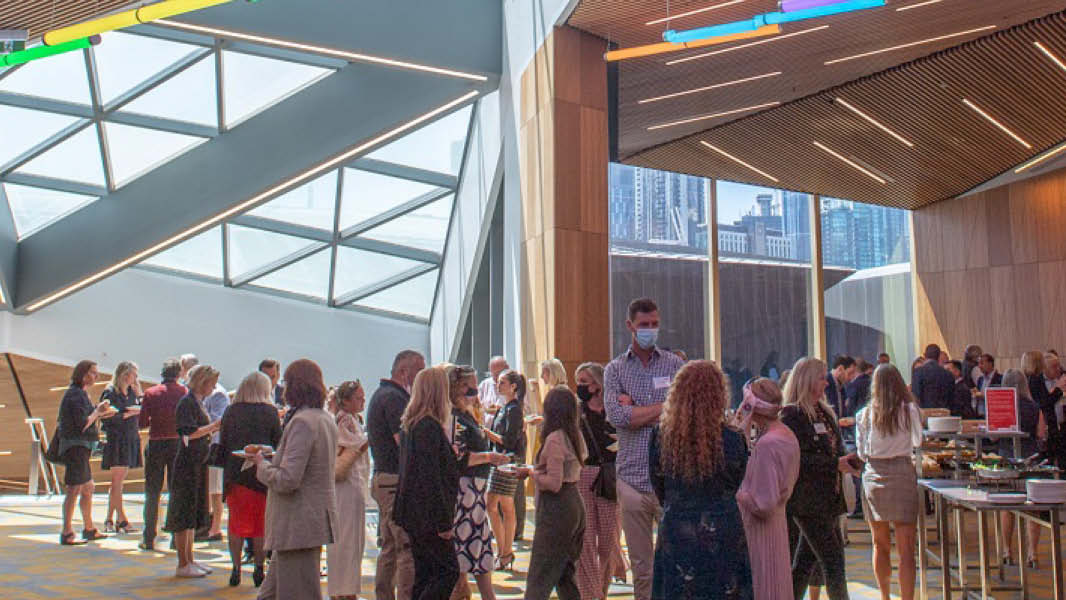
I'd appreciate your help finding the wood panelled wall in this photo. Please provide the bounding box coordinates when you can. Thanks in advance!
[914,165,1066,371]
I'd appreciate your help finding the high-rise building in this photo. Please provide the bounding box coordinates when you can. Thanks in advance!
[782,191,811,261]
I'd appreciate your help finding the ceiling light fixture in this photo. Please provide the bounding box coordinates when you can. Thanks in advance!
[43,0,233,46]
[813,141,887,183]
[638,71,781,103]
[824,25,995,64]
[645,0,747,26]
[896,0,943,10]
[961,98,1031,149]
[700,141,779,182]
[666,24,828,65]
[1015,141,1066,173]
[605,25,779,62]
[155,19,489,81]
[834,97,914,147]
[24,90,480,312]
[647,101,780,130]
[663,0,882,44]
[1,35,101,66]
[1034,41,1066,74]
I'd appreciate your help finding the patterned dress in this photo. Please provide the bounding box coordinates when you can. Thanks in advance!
[450,408,495,574]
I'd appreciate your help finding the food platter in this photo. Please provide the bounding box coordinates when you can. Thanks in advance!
[232,444,274,459]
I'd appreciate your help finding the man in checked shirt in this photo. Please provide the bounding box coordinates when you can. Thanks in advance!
[604,297,683,600]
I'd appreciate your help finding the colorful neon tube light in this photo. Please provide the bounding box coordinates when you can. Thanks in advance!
[664,0,883,44]
[605,25,779,62]
[1,35,101,66]
[43,0,233,46]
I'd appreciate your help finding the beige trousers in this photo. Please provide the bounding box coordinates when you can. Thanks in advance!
[617,478,662,600]
[257,546,322,600]
[371,472,414,600]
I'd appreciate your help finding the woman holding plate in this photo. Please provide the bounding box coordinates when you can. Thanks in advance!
[99,360,143,535]
[57,360,111,545]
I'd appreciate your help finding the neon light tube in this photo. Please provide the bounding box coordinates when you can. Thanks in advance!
[780,0,850,10]
[664,19,758,44]
[700,141,779,182]
[1,35,101,66]
[606,25,779,62]
[667,24,827,65]
[664,0,881,44]
[43,0,233,46]
[813,141,887,184]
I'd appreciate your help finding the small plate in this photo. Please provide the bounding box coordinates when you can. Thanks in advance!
[233,450,274,459]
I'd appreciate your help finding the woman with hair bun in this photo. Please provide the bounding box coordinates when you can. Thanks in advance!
[485,369,528,571]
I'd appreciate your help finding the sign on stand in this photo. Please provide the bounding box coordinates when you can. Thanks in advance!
[984,387,1019,432]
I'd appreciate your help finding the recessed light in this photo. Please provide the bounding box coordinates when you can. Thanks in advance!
[639,72,782,104]
[667,24,828,66]
[700,141,779,182]
[813,141,887,183]
[647,101,780,130]
[1015,142,1066,173]
[834,98,914,147]
[896,0,943,11]
[824,25,995,65]
[961,99,1031,149]
[1034,41,1066,74]
[645,0,747,26]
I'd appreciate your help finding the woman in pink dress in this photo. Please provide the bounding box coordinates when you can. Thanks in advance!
[735,377,801,600]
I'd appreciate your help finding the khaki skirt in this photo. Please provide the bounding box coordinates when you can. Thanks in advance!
[862,456,918,523]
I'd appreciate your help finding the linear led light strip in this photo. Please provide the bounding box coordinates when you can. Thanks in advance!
[666,24,828,66]
[647,101,780,130]
[834,98,914,147]
[824,25,995,65]
[896,0,943,11]
[25,90,479,312]
[1034,41,1066,73]
[813,141,886,183]
[1015,141,1066,173]
[645,0,747,26]
[700,141,779,182]
[639,71,781,104]
[155,19,488,82]
[961,98,1031,149]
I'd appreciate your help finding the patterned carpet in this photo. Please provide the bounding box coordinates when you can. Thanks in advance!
[0,493,1057,598]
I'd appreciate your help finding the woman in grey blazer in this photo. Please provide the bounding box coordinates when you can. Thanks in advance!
[252,359,338,600]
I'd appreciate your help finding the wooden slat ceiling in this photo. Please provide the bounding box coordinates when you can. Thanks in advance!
[0,1,135,41]
[567,0,1066,209]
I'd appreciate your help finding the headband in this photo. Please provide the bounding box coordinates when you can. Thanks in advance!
[732,383,783,445]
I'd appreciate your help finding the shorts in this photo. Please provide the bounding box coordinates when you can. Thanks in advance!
[208,466,223,495]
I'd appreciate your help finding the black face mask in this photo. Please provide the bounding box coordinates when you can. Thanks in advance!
[576,384,594,402]
[464,387,479,397]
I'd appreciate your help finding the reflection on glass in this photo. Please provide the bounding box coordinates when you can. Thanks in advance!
[93,31,199,105]
[0,45,91,104]
[121,55,217,126]
[355,268,437,319]
[227,224,318,277]
[3,183,97,238]
[333,246,424,299]
[359,194,453,253]
[252,247,331,299]
[339,168,437,231]
[103,122,207,187]
[222,50,332,127]
[141,226,223,279]
[16,125,106,185]
[366,106,472,176]
[0,106,80,168]
[249,171,337,231]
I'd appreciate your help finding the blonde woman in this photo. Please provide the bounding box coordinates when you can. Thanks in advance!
[1000,368,1049,568]
[855,365,922,600]
[394,367,461,599]
[329,380,370,600]
[218,371,281,587]
[1023,350,1066,469]
[781,357,855,600]
[648,360,752,599]
[100,361,143,534]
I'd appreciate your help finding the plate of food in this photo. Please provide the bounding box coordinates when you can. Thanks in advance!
[497,463,534,474]
[232,444,275,459]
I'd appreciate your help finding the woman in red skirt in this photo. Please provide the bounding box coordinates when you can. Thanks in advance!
[218,371,283,587]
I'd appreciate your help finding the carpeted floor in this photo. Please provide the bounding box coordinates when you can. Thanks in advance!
[0,493,1057,598]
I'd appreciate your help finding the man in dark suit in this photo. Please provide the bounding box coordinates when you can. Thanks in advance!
[259,359,285,407]
[912,344,955,410]
[843,358,873,519]
[826,355,857,418]
[970,353,1002,418]
[946,360,976,418]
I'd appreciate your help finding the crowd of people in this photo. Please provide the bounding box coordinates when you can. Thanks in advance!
[47,294,1064,600]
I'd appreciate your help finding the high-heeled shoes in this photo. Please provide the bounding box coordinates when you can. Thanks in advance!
[1027,557,1040,570]
[116,520,139,534]
[1002,554,1016,566]
[253,565,265,587]
[229,568,241,587]
[495,552,515,571]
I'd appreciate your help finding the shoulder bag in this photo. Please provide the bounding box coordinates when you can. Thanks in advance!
[580,414,617,502]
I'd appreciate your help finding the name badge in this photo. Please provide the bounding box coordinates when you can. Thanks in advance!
[653,376,671,390]
[813,423,828,435]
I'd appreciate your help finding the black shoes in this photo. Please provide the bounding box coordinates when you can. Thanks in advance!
[229,568,241,587]
[253,565,265,587]
[138,539,154,551]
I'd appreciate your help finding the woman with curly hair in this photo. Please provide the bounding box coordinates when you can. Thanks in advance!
[648,360,752,599]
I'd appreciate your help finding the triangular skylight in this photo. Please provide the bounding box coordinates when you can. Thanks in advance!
[338,168,438,231]
[227,224,320,278]
[121,54,217,126]
[93,31,202,106]
[359,194,454,253]
[366,106,472,176]
[3,183,97,239]
[141,226,223,279]
[248,171,337,231]
[0,44,91,104]
[354,268,438,319]
[102,122,207,188]
[15,125,105,186]
[252,247,331,299]
[222,50,332,128]
[333,246,425,300]
[0,105,81,168]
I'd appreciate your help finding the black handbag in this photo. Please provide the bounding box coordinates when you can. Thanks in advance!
[44,428,64,464]
[580,414,617,501]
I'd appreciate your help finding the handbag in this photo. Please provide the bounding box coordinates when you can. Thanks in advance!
[44,428,64,464]
[580,414,617,501]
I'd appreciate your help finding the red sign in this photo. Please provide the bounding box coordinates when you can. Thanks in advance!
[985,387,1019,432]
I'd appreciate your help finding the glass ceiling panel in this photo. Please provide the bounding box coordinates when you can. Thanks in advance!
[120,54,217,126]
[141,226,223,279]
[253,247,331,299]
[333,246,423,299]
[360,194,453,253]
[93,31,201,106]
[102,122,207,188]
[0,45,91,104]
[366,106,471,176]
[0,105,80,168]
[227,224,319,278]
[3,183,97,239]
[222,50,332,128]
[355,268,438,319]
[16,125,105,185]
[338,168,438,231]
[248,171,337,231]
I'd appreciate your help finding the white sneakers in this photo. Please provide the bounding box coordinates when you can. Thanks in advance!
[192,561,213,574]
[176,564,205,578]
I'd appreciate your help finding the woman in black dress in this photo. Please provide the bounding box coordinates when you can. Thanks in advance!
[485,369,527,571]
[1023,350,1066,467]
[165,364,221,578]
[57,360,110,545]
[100,360,143,534]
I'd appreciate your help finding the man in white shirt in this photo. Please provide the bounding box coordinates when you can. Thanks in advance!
[478,356,509,427]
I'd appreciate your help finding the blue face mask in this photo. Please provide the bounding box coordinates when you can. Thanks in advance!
[635,328,658,350]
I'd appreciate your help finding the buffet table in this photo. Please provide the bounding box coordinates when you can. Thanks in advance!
[918,479,1066,599]
[918,430,1030,480]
